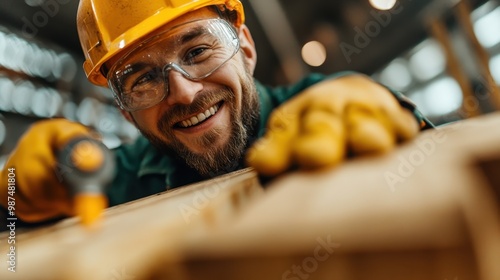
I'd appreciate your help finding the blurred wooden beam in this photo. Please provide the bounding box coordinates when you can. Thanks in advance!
[455,0,500,111]
[429,17,482,118]
[248,0,309,83]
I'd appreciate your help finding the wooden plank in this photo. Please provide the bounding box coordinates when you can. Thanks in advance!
[0,168,263,279]
[169,113,500,280]
[2,113,500,279]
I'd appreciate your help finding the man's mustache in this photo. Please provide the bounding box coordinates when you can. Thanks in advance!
[158,87,233,129]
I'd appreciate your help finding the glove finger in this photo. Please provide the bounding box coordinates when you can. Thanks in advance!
[9,141,74,222]
[246,98,306,176]
[36,118,95,151]
[292,109,346,169]
[2,155,74,222]
[346,105,396,155]
[246,132,293,176]
[318,74,419,142]
[1,119,91,222]
[388,108,420,141]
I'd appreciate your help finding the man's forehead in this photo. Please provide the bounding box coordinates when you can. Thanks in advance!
[104,7,219,73]
[149,7,219,38]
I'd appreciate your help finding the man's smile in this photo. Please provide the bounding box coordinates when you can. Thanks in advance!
[177,102,222,128]
[171,101,228,138]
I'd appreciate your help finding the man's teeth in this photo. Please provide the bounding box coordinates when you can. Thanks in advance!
[180,104,219,128]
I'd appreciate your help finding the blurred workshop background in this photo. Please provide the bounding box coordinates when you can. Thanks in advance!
[0,0,499,168]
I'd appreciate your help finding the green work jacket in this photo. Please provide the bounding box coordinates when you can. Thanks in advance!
[107,72,433,206]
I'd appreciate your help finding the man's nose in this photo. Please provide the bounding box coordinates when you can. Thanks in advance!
[164,70,203,106]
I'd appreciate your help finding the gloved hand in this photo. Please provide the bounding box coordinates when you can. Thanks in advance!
[0,119,94,223]
[246,74,420,177]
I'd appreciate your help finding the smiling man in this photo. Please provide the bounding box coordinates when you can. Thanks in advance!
[0,0,432,224]
[103,9,261,177]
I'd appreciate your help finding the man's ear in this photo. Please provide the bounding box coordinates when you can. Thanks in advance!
[238,24,257,75]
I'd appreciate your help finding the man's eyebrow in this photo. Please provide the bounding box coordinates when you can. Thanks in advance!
[116,27,207,80]
[120,62,148,80]
[176,27,206,45]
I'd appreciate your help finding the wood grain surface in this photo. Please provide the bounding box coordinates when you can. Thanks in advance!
[2,113,500,280]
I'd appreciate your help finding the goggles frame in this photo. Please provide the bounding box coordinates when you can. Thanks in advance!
[107,18,240,112]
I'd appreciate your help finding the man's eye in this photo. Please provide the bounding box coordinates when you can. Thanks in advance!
[133,71,160,88]
[185,47,209,63]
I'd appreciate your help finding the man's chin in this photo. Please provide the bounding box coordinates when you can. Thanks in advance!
[146,134,243,177]
[181,147,245,177]
[176,133,229,155]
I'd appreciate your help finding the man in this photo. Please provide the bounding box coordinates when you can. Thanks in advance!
[0,0,432,225]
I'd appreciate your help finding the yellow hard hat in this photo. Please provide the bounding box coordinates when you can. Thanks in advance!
[77,0,245,87]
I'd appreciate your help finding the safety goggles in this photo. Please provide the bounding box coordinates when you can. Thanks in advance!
[107,18,240,112]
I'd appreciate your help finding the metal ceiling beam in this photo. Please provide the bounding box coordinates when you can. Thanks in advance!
[247,0,309,83]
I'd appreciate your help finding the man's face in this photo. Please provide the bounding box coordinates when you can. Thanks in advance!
[109,8,260,177]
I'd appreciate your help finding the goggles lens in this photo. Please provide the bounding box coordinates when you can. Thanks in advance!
[108,18,240,112]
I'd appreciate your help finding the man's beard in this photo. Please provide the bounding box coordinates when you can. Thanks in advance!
[134,69,260,178]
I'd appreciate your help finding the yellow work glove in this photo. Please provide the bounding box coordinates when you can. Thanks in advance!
[0,119,94,223]
[246,74,420,177]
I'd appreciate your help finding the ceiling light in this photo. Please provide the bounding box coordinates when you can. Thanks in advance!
[490,53,500,84]
[24,0,44,7]
[12,81,34,115]
[301,41,327,67]
[0,119,5,147]
[379,58,413,90]
[474,7,500,48]
[32,87,50,117]
[409,39,446,82]
[423,76,463,117]
[0,78,14,112]
[369,0,397,10]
